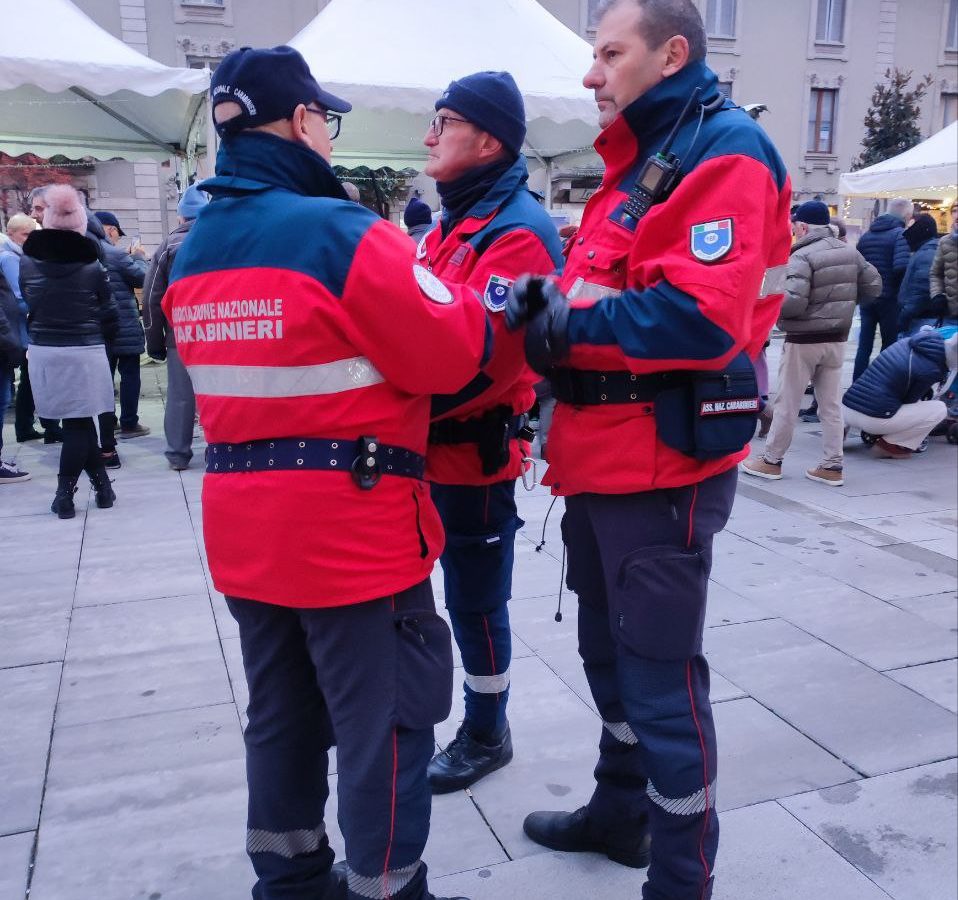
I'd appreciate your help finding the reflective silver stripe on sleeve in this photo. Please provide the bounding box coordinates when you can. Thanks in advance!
[647,779,716,816]
[464,667,511,694]
[247,824,326,858]
[187,356,383,398]
[758,265,787,298]
[603,720,639,745]
[348,861,421,899]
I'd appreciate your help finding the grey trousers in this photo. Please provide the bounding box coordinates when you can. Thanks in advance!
[164,347,195,466]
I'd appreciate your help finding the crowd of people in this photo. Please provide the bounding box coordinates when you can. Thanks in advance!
[743,198,957,486]
[1,2,956,900]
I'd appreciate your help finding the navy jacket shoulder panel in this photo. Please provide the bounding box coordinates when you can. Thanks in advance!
[467,189,564,267]
[171,188,380,298]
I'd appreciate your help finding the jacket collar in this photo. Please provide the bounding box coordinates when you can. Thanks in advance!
[200,132,348,201]
[790,225,832,253]
[593,61,724,176]
[443,155,530,233]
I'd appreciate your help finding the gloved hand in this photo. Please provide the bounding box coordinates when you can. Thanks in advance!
[931,293,948,317]
[505,274,550,332]
[524,279,571,375]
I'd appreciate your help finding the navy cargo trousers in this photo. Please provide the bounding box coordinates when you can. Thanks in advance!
[561,467,737,900]
[430,480,523,739]
[226,578,453,900]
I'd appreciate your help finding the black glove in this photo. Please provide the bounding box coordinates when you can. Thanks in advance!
[931,293,948,317]
[525,280,571,375]
[505,274,550,331]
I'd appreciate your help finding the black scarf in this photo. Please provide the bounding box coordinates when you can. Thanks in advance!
[437,158,515,234]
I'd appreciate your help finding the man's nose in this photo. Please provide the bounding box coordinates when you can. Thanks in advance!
[583,62,603,90]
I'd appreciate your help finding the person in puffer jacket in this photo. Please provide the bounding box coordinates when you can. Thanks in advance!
[843,328,956,458]
[742,201,881,487]
[897,214,941,335]
[854,198,913,379]
[929,203,957,324]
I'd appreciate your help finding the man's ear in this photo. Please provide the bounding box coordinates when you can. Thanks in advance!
[478,132,506,162]
[661,35,690,79]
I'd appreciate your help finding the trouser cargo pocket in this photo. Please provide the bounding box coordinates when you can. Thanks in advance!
[395,609,454,730]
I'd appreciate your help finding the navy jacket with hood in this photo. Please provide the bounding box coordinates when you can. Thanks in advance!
[856,214,911,305]
[898,236,941,332]
[842,329,949,418]
[89,213,147,356]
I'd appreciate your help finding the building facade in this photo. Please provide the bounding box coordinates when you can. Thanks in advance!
[66,0,958,248]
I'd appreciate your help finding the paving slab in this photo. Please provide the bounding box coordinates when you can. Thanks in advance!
[706,619,958,776]
[432,848,646,900]
[0,663,61,836]
[57,594,232,726]
[885,660,958,713]
[782,760,958,900]
[888,591,958,631]
[0,590,72,668]
[0,830,34,900]
[715,697,857,811]
[712,801,893,900]
[29,704,250,900]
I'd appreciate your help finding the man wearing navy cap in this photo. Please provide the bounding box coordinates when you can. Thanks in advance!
[417,72,564,794]
[163,45,487,900]
[742,200,881,485]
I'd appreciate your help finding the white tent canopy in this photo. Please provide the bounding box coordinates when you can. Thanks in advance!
[838,122,958,200]
[289,0,599,169]
[0,0,209,161]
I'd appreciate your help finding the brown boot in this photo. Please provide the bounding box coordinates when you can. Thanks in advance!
[805,466,844,486]
[741,456,783,480]
[873,438,912,459]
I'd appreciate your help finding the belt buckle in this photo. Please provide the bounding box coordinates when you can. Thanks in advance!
[351,435,381,490]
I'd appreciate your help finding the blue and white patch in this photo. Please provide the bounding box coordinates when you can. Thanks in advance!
[483,274,514,312]
[413,264,453,304]
[690,218,734,262]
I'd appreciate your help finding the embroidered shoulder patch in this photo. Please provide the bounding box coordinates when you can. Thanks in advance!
[413,264,453,304]
[690,218,734,262]
[483,274,514,311]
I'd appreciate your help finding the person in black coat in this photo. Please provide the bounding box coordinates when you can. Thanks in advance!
[92,210,150,439]
[854,198,913,379]
[20,186,120,518]
[0,296,30,482]
[897,214,942,335]
[843,328,956,458]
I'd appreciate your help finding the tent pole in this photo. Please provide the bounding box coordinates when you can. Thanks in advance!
[69,87,180,155]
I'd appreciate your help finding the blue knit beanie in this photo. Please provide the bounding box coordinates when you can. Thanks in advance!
[403,196,432,228]
[435,71,526,158]
[178,184,209,220]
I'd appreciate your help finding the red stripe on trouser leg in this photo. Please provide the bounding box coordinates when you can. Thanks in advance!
[687,660,712,897]
[687,483,699,548]
[382,727,399,899]
[481,614,500,709]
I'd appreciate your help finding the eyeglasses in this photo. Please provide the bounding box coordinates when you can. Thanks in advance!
[429,114,469,137]
[306,107,342,141]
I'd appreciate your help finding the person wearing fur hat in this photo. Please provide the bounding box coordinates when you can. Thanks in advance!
[18,185,120,518]
[142,183,210,470]
[419,70,565,794]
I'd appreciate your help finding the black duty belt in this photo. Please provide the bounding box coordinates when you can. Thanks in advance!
[428,413,530,445]
[549,367,678,405]
[205,436,424,490]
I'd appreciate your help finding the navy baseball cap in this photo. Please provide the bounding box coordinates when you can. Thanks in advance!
[791,200,830,226]
[210,46,352,136]
[94,210,125,236]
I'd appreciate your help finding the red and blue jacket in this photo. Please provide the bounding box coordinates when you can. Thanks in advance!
[163,133,489,608]
[422,157,564,485]
[546,61,792,496]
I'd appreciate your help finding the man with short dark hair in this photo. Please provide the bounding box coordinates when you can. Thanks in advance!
[506,2,792,898]
[28,186,49,225]
[164,45,484,900]
[418,72,564,794]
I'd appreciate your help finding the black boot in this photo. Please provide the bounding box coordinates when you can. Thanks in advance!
[523,806,651,869]
[51,475,78,519]
[87,467,116,509]
[427,723,513,794]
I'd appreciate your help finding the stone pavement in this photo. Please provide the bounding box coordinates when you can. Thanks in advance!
[1,341,956,900]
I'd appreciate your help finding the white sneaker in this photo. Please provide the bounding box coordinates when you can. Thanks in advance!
[0,461,31,484]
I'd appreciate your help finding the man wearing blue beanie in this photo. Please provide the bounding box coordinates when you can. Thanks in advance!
[421,72,565,793]
[142,183,210,470]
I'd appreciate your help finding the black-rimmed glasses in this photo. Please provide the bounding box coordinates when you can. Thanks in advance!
[306,108,342,141]
[429,114,469,137]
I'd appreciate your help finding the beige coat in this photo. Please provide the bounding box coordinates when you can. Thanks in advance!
[779,225,882,339]
[929,232,957,318]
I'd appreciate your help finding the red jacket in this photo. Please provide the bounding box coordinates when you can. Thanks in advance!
[424,158,564,485]
[545,63,792,496]
[163,133,488,607]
